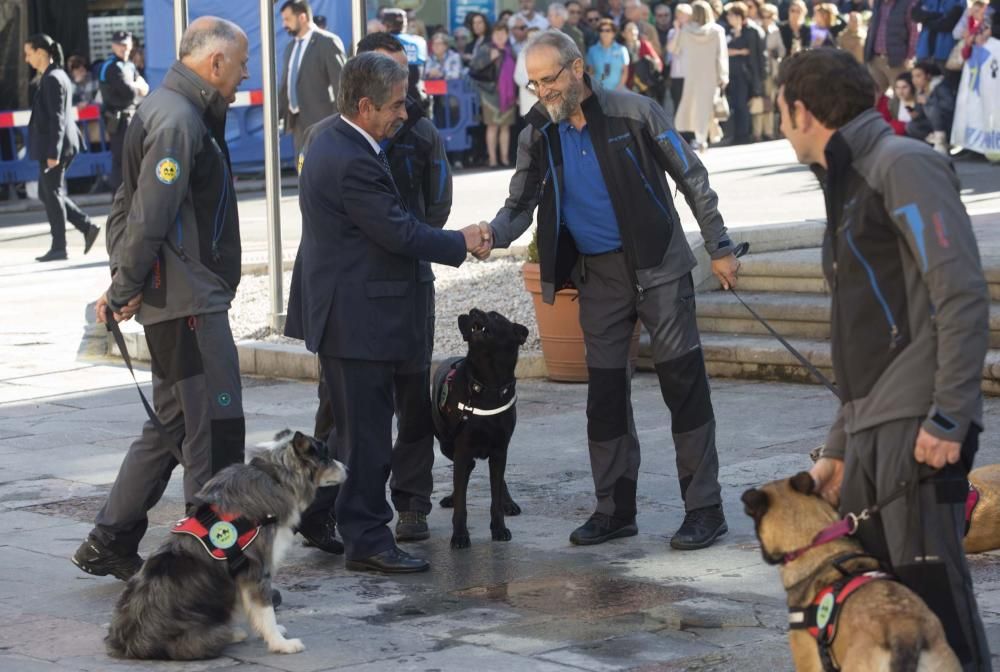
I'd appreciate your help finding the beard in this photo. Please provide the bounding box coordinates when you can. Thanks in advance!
[543,80,582,123]
[284,26,298,37]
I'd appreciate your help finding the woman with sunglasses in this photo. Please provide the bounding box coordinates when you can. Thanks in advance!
[586,18,630,90]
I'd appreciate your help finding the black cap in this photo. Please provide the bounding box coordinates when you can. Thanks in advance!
[111,30,133,44]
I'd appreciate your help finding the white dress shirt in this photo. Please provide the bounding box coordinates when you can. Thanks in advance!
[341,116,382,156]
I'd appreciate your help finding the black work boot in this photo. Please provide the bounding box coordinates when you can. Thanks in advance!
[670,505,728,550]
[71,536,143,581]
[395,511,430,542]
[298,511,345,554]
[569,512,638,546]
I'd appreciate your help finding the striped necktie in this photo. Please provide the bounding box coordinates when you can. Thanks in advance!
[289,38,302,110]
[377,150,393,177]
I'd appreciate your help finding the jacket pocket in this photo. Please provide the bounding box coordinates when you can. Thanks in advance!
[624,146,671,220]
[365,280,410,298]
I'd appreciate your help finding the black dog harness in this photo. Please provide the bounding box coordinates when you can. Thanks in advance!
[430,356,517,443]
[788,552,893,672]
[171,503,276,574]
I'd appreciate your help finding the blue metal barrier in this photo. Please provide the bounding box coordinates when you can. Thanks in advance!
[429,78,481,154]
[0,108,111,186]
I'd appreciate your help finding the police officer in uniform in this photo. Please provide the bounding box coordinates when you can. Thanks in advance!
[72,17,249,582]
[288,31,454,549]
[98,30,149,193]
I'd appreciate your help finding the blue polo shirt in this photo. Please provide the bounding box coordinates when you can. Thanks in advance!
[586,42,629,90]
[558,122,622,254]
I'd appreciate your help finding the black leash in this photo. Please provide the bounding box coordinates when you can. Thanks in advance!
[730,242,842,401]
[105,307,184,462]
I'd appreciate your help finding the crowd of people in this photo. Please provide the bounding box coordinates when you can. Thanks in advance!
[371,0,996,160]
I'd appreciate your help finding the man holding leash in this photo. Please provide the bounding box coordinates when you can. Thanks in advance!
[284,52,486,574]
[476,30,739,551]
[781,49,991,670]
[294,31,454,550]
[72,17,249,581]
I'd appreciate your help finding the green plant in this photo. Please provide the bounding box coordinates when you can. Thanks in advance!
[527,226,539,264]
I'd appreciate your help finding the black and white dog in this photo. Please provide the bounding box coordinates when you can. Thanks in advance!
[432,308,528,549]
[105,430,346,660]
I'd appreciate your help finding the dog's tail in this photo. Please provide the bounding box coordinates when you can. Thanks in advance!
[888,631,926,672]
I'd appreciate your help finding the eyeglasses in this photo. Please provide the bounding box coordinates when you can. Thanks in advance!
[526,64,567,93]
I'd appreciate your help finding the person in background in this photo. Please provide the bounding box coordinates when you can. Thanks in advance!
[568,1,598,47]
[811,3,847,47]
[666,4,693,122]
[131,43,146,78]
[25,34,99,262]
[470,22,517,168]
[913,0,965,64]
[953,0,989,61]
[673,0,728,150]
[517,0,551,30]
[497,9,515,29]
[837,10,867,62]
[551,2,587,52]
[864,0,920,93]
[625,0,665,55]
[67,55,97,107]
[607,0,627,26]
[509,15,532,55]
[906,59,955,154]
[424,32,463,80]
[314,14,327,29]
[654,2,674,53]
[779,0,812,54]
[464,11,491,66]
[724,2,764,145]
[408,19,429,40]
[515,26,543,118]
[367,18,386,33]
[586,18,630,90]
[623,21,665,99]
[98,30,149,194]
[886,70,917,133]
[756,3,784,140]
[453,26,473,65]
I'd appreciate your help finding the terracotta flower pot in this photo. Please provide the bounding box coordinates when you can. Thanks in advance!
[522,262,639,383]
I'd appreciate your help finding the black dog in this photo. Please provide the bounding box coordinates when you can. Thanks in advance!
[431,308,528,549]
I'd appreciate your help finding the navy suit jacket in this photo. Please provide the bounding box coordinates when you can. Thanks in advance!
[28,65,80,162]
[285,117,467,361]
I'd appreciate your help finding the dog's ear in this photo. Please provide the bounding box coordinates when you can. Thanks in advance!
[512,323,529,346]
[458,313,472,342]
[292,431,317,457]
[741,488,769,519]
[789,471,815,495]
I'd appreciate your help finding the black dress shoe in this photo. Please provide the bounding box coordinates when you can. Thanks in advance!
[83,223,101,254]
[569,512,638,546]
[36,249,68,262]
[670,505,728,550]
[345,546,429,574]
[395,511,430,542]
[297,512,344,554]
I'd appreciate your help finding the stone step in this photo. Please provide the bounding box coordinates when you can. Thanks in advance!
[738,247,1000,300]
[696,290,1000,346]
[637,332,1000,395]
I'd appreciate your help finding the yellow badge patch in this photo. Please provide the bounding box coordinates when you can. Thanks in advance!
[155,157,180,185]
[297,152,305,175]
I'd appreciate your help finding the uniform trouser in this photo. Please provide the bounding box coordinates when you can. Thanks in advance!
[840,417,991,671]
[572,252,722,520]
[37,158,90,252]
[307,283,436,521]
[726,71,752,144]
[319,355,403,560]
[109,116,128,193]
[91,312,245,555]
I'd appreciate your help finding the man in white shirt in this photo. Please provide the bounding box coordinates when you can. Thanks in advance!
[516,0,550,31]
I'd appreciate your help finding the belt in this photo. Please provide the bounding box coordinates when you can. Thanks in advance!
[580,247,624,258]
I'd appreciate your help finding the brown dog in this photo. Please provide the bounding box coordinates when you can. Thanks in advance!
[742,473,960,672]
[966,464,1000,554]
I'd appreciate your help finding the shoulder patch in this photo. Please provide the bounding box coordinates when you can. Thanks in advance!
[297,151,305,175]
[155,157,180,185]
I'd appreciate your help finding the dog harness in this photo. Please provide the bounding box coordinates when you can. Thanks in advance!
[788,564,893,672]
[171,503,276,573]
[430,357,517,442]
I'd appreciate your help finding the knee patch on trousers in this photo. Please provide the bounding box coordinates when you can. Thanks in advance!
[587,368,628,442]
[210,417,245,474]
[613,477,637,520]
[654,350,714,434]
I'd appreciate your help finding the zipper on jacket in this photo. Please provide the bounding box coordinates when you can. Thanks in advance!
[622,146,660,302]
[541,128,562,262]
[210,141,231,263]
[175,213,187,260]
[844,228,901,348]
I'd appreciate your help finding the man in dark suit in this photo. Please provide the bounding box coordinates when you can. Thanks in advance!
[278,0,346,154]
[285,52,487,574]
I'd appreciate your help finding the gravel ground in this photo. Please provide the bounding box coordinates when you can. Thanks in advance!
[232,256,542,358]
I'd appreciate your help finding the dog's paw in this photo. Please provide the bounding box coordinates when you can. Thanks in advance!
[269,637,305,654]
[502,499,522,516]
[491,526,512,542]
[230,627,249,643]
[440,494,454,509]
[450,532,471,549]
[275,624,288,636]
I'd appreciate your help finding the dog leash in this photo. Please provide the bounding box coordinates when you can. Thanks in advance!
[105,306,184,462]
[730,242,842,401]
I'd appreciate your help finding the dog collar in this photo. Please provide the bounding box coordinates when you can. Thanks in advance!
[457,393,518,416]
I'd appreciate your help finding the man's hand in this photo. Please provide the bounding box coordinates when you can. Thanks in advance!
[95,292,142,324]
[474,221,493,260]
[119,293,143,321]
[914,428,961,469]
[809,457,844,507]
[711,252,740,290]
[46,158,59,170]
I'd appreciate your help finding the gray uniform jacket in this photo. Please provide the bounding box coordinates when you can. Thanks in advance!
[817,109,988,456]
[105,62,241,325]
[278,28,346,134]
[488,75,731,304]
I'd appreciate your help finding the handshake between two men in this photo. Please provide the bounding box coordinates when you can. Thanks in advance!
[458,222,494,261]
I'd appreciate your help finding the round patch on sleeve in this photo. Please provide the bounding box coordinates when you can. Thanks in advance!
[155,157,180,185]
[297,152,305,175]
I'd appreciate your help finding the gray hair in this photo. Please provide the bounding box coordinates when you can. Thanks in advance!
[178,17,244,60]
[338,52,408,117]
[548,2,569,19]
[523,28,582,66]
